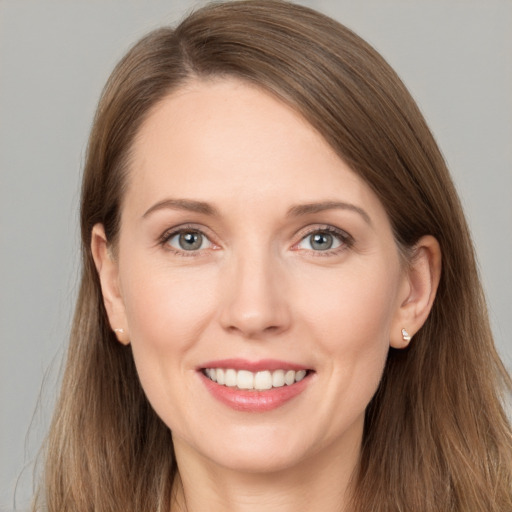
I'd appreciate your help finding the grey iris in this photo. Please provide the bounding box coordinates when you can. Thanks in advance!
[311,232,333,250]
[179,232,203,250]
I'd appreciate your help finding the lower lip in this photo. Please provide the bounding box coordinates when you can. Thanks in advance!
[200,372,311,412]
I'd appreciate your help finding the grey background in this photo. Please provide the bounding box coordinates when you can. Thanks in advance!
[1,0,511,509]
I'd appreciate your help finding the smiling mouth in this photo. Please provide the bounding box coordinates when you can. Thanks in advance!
[202,368,310,391]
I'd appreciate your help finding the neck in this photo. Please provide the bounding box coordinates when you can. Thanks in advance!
[171,429,361,512]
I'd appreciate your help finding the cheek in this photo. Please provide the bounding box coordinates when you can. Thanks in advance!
[118,258,220,424]
[118,256,218,401]
[298,259,400,401]
[299,257,400,342]
[121,258,217,346]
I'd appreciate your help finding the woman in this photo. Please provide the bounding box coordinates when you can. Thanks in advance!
[34,1,512,511]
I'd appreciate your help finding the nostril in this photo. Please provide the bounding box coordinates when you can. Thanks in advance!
[225,322,284,338]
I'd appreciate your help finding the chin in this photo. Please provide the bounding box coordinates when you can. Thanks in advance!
[176,422,330,476]
[209,445,308,475]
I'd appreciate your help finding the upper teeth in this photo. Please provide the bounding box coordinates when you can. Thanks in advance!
[204,368,307,391]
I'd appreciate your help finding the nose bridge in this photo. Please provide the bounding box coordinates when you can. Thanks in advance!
[219,241,289,337]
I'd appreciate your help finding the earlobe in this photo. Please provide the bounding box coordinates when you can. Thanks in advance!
[91,224,130,345]
[390,235,442,349]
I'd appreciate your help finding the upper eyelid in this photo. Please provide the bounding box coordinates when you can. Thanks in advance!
[160,224,214,242]
[295,224,352,241]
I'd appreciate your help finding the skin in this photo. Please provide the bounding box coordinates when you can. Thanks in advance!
[92,78,441,512]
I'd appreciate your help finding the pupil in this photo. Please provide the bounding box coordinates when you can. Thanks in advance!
[179,232,202,250]
[311,233,333,250]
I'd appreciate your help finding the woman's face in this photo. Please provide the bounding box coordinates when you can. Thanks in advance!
[98,78,413,473]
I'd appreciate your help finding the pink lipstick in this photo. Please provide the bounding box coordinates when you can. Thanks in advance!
[199,359,313,412]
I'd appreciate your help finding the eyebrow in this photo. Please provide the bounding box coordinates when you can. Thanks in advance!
[142,198,371,225]
[142,198,219,218]
[286,201,372,225]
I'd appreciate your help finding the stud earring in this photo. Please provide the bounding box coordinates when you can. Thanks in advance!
[114,328,125,334]
[401,328,412,342]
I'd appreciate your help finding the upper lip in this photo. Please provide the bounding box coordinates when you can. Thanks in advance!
[199,358,311,372]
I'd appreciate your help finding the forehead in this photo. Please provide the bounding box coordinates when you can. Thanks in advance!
[125,77,387,223]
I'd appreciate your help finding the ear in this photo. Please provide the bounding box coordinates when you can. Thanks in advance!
[91,223,130,345]
[390,235,442,349]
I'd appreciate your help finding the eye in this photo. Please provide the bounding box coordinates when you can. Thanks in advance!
[165,230,212,252]
[296,228,348,252]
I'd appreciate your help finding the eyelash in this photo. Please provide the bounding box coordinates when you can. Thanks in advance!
[293,225,354,256]
[158,224,354,257]
[159,224,215,257]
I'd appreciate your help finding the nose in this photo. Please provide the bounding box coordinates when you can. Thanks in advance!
[218,249,291,339]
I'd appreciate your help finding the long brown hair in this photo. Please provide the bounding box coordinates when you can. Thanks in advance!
[34,1,512,510]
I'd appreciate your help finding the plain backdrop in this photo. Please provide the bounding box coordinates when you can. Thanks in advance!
[1,1,511,510]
